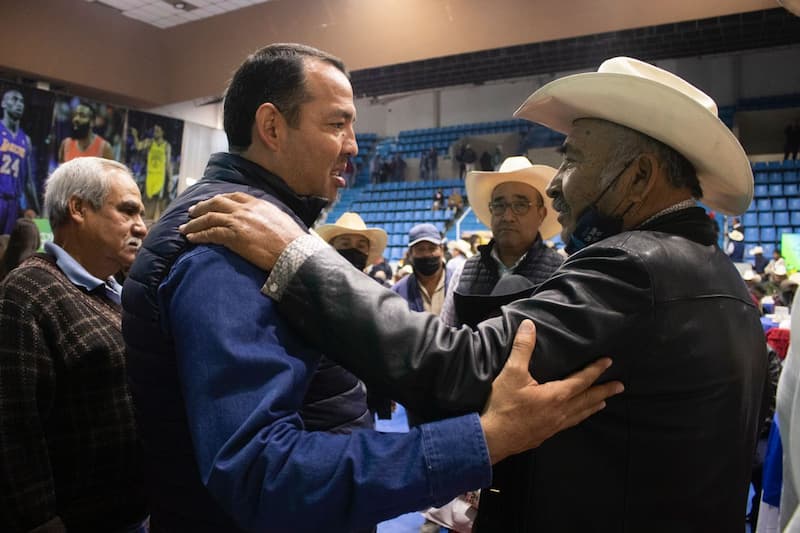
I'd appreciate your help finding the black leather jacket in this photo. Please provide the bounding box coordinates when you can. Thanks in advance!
[274,207,767,532]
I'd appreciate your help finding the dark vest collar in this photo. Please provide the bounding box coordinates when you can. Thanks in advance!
[202,153,329,228]
[476,234,543,270]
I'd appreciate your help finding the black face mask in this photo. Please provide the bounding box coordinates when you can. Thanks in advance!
[565,159,637,255]
[412,256,442,277]
[337,248,368,272]
[72,122,91,139]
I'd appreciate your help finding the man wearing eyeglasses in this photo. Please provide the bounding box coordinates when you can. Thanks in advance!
[428,156,563,532]
[440,156,563,329]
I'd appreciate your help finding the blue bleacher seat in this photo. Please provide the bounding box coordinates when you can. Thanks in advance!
[758,212,774,226]
[754,172,768,184]
[779,227,794,237]
[775,212,791,226]
[754,184,768,198]
[761,227,777,242]
[784,184,799,196]
[753,161,768,171]
[743,213,758,227]
[769,184,784,197]
[773,198,787,211]
[745,227,760,242]
[789,198,800,211]
[792,212,800,226]
[769,172,783,184]
[768,161,782,170]
[757,198,772,211]
[783,170,799,183]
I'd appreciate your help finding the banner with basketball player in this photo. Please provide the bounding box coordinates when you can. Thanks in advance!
[51,95,127,171]
[125,110,184,220]
[0,81,55,233]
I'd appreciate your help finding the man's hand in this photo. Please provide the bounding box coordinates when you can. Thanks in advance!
[180,192,305,271]
[480,320,623,464]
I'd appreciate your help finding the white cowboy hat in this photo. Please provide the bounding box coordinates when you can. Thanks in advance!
[316,212,387,265]
[465,156,560,239]
[447,239,473,257]
[750,246,764,255]
[728,230,744,242]
[742,270,761,283]
[513,57,753,216]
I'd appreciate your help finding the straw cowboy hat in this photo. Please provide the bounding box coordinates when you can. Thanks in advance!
[514,56,753,216]
[728,229,744,242]
[316,212,387,265]
[466,156,560,239]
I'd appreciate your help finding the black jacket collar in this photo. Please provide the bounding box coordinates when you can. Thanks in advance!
[202,152,329,228]
[638,206,719,246]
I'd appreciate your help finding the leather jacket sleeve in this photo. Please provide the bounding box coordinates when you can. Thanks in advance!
[277,242,652,420]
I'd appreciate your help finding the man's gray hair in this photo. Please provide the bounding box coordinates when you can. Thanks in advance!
[600,120,703,198]
[45,157,133,228]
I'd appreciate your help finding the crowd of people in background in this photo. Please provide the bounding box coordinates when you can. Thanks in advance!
[2,40,800,533]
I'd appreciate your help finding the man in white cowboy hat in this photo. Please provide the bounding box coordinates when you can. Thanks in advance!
[445,238,472,278]
[440,156,563,329]
[727,226,746,262]
[180,56,766,531]
[751,245,769,274]
[431,156,565,532]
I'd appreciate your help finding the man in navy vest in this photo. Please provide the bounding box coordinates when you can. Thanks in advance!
[441,156,563,330]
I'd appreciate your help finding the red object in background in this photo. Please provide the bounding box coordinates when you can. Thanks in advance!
[767,327,791,360]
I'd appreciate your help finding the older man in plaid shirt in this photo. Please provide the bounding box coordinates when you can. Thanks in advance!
[0,157,148,532]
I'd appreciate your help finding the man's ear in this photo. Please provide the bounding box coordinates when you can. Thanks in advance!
[627,154,657,202]
[67,195,86,224]
[253,103,283,152]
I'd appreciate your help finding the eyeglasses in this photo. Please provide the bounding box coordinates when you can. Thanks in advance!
[488,200,537,216]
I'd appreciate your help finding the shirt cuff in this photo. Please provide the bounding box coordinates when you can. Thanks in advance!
[420,413,492,501]
[261,233,327,301]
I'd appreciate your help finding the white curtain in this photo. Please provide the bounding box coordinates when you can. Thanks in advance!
[177,121,228,194]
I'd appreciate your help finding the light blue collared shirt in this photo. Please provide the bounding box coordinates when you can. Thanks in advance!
[44,241,122,304]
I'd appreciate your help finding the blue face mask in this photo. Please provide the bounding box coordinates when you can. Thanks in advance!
[565,159,636,255]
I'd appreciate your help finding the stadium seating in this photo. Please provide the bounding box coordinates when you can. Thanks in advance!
[740,160,800,257]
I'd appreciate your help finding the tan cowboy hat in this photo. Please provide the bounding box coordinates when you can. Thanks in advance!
[465,156,560,239]
[316,212,387,265]
[514,57,753,216]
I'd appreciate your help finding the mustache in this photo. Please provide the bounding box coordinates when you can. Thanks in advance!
[494,223,518,231]
[127,237,143,250]
[551,195,569,213]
